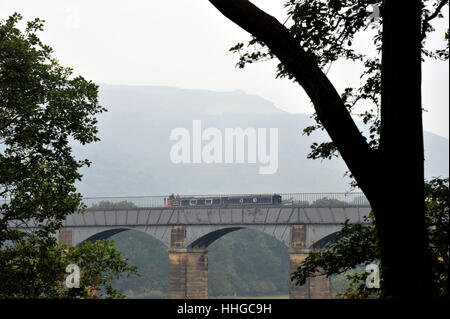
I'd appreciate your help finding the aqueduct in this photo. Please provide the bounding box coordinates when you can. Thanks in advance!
[57,195,371,299]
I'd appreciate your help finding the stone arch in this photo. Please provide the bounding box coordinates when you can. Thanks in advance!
[310,231,342,250]
[185,225,291,249]
[71,226,170,247]
[187,227,244,248]
[80,228,129,245]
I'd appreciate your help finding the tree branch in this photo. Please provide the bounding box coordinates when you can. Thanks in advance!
[208,0,379,197]
[422,0,449,40]
[0,114,21,131]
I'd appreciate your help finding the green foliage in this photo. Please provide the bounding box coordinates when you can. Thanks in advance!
[291,177,449,299]
[293,200,311,206]
[0,14,140,299]
[330,266,378,299]
[230,0,384,163]
[108,230,169,298]
[89,200,138,210]
[0,238,139,298]
[0,13,106,244]
[332,268,379,299]
[291,214,378,294]
[229,0,448,186]
[62,240,139,299]
[282,197,355,206]
[0,237,68,298]
[425,177,449,297]
[311,197,349,207]
[282,197,310,206]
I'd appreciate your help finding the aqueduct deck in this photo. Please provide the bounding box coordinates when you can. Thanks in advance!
[56,193,371,299]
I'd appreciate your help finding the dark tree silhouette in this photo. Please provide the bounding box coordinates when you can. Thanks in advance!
[207,0,448,298]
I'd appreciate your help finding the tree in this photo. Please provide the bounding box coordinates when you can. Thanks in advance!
[424,177,449,297]
[0,239,139,298]
[291,177,449,299]
[0,12,105,244]
[0,13,139,298]
[207,0,448,298]
[311,197,348,207]
[89,200,138,210]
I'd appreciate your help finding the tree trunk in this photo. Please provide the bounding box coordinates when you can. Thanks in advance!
[375,0,434,298]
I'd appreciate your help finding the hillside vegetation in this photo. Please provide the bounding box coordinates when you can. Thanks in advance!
[108,227,355,298]
[109,228,290,298]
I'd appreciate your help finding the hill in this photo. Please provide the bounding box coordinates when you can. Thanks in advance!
[73,84,449,197]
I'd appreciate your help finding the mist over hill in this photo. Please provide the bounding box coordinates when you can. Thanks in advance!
[73,84,448,298]
[73,84,449,197]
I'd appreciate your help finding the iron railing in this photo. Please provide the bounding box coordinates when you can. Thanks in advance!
[80,192,370,209]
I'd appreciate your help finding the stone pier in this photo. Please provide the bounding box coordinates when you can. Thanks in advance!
[289,225,331,299]
[289,248,311,298]
[58,227,73,246]
[186,248,208,299]
[168,225,209,299]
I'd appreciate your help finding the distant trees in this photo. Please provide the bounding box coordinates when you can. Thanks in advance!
[311,198,348,207]
[206,229,290,297]
[281,196,363,207]
[282,198,310,206]
[89,200,138,210]
[108,230,168,299]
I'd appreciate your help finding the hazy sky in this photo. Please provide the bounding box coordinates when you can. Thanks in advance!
[1,0,449,138]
